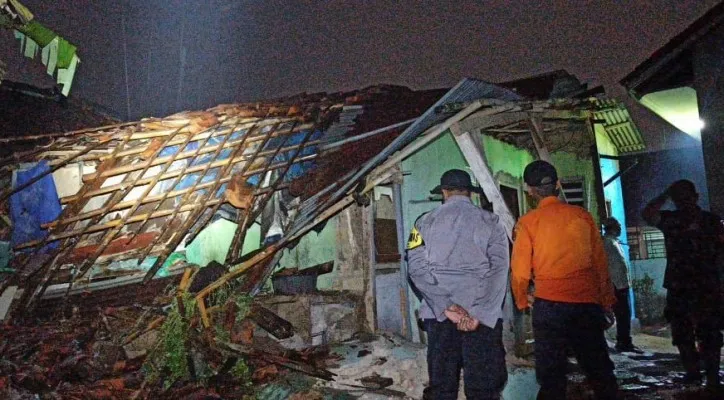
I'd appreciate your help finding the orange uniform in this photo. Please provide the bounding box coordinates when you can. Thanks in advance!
[511,197,615,310]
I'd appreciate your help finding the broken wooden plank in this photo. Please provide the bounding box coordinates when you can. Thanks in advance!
[248,304,294,340]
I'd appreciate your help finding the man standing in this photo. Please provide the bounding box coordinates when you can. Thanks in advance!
[407,169,509,400]
[511,160,618,400]
[642,180,723,388]
[602,217,642,353]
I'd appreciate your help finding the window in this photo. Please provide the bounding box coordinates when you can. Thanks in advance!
[643,230,666,259]
[561,178,585,208]
[500,185,521,220]
[373,188,400,263]
[605,200,612,218]
[627,227,666,260]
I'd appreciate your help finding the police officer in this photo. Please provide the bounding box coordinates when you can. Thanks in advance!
[407,169,509,400]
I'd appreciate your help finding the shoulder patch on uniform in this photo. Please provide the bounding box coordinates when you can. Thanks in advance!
[407,226,424,250]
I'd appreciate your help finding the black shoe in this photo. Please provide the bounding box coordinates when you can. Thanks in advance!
[674,372,703,385]
[706,373,722,389]
[615,344,644,354]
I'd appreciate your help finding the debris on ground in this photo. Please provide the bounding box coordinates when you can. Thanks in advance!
[321,333,428,398]
[0,275,337,399]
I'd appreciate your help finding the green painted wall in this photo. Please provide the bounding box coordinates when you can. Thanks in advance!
[401,128,604,242]
[479,135,534,180]
[185,220,262,267]
[276,218,339,289]
[550,150,600,221]
[265,126,609,293]
[401,132,469,236]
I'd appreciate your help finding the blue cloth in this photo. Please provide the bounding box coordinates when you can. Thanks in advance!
[10,161,62,252]
[424,319,507,400]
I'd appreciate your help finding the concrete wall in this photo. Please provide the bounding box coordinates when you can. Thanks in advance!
[694,22,724,215]
[621,147,710,227]
[630,259,667,295]
[277,218,339,289]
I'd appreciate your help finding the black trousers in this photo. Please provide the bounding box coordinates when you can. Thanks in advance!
[613,288,632,347]
[424,319,507,400]
[532,299,618,400]
[666,292,723,379]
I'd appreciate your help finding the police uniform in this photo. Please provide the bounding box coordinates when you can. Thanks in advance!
[407,169,509,400]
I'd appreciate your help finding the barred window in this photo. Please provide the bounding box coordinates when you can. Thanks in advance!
[626,227,666,260]
[643,230,666,259]
[627,229,643,260]
[561,178,585,209]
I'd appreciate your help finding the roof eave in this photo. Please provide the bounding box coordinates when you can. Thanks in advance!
[620,1,724,94]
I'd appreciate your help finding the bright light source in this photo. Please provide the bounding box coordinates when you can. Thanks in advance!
[698,119,705,130]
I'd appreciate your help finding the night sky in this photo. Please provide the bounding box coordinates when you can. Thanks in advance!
[0,0,719,149]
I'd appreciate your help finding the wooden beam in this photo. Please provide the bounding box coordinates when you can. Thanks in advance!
[84,122,313,181]
[449,123,516,239]
[528,114,552,160]
[0,137,113,203]
[457,110,527,134]
[528,114,568,203]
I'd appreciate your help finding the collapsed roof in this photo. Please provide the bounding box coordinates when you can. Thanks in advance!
[0,77,642,321]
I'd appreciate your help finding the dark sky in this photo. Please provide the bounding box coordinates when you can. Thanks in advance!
[1,0,719,148]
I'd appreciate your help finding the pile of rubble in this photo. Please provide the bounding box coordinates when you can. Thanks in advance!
[0,273,337,399]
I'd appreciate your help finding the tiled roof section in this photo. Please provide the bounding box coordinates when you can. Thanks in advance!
[0,83,446,295]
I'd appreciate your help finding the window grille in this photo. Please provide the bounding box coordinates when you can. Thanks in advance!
[561,178,585,208]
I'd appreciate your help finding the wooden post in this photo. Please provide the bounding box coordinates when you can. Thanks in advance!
[449,123,516,239]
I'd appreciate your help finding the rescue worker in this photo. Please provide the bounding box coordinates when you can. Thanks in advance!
[602,217,643,353]
[407,169,509,400]
[642,180,723,388]
[511,160,618,400]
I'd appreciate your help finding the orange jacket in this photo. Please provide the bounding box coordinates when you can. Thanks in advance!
[511,197,615,310]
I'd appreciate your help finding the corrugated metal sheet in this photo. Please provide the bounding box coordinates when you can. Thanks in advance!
[287,79,521,235]
[593,99,646,154]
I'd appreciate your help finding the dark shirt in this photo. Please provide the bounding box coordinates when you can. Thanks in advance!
[657,208,724,293]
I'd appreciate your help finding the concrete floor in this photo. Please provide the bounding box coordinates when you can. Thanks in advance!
[304,332,724,399]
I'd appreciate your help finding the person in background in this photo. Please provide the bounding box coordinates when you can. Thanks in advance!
[602,217,643,354]
[511,160,618,400]
[643,180,724,389]
[407,169,509,400]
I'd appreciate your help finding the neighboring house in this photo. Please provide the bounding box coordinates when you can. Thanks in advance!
[620,1,724,216]
[620,1,724,292]
[1,75,643,354]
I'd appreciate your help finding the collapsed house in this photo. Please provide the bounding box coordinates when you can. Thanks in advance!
[0,73,644,395]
